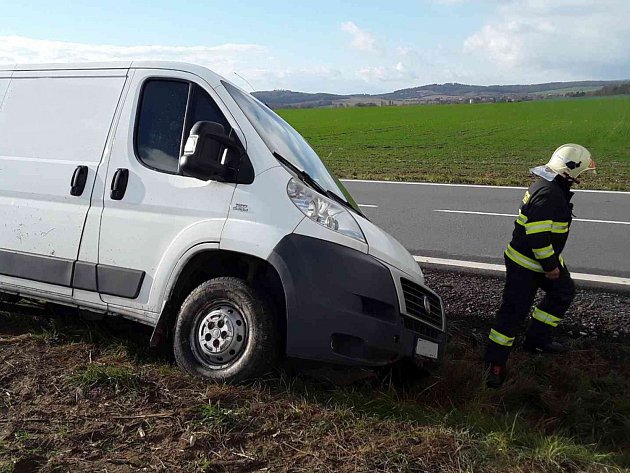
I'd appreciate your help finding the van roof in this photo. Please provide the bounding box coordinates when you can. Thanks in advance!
[0,61,225,82]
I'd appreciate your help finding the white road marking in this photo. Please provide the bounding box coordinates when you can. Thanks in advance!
[435,210,519,217]
[358,203,378,208]
[413,255,630,287]
[341,179,630,195]
[434,209,630,225]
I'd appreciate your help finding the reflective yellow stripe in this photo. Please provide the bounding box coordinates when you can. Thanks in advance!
[532,307,562,327]
[532,244,555,260]
[516,212,528,226]
[505,245,544,273]
[489,329,515,347]
[519,220,569,234]
[524,220,553,235]
[552,221,569,233]
[559,255,565,267]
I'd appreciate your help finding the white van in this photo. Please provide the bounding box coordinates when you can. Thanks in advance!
[0,62,445,382]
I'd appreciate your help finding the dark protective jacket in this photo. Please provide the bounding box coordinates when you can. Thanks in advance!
[505,177,574,273]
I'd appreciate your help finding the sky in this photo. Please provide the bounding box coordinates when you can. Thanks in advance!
[1,0,629,94]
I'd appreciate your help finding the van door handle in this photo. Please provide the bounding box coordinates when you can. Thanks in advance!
[110,168,129,200]
[70,165,89,196]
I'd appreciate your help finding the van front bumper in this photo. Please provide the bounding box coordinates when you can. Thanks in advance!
[269,234,446,367]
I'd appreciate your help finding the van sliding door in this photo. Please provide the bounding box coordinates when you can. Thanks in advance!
[0,69,127,294]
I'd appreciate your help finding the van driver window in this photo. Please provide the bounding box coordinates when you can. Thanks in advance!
[186,84,232,137]
[136,80,232,173]
[136,80,189,173]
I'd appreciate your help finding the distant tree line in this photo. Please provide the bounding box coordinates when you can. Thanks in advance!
[590,82,630,96]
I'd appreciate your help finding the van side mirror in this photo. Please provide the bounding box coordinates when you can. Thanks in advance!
[179,121,243,181]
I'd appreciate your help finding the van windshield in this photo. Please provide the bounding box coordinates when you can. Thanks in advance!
[222,81,360,214]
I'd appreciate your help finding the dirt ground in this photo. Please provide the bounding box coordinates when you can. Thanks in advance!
[1,270,629,472]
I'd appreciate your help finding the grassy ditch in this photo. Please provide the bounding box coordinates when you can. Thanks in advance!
[0,299,629,471]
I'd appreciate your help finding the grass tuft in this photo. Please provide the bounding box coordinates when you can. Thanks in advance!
[67,364,140,391]
[197,402,244,429]
[0,462,13,473]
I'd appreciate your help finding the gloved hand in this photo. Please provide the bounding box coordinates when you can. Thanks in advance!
[545,267,560,280]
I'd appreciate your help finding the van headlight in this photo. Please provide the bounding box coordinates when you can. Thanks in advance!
[287,178,366,243]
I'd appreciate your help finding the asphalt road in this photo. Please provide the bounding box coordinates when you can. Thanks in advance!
[343,180,630,280]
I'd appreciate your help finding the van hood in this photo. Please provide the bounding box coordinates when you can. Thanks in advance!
[356,216,424,282]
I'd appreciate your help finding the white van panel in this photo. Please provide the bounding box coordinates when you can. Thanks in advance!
[293,215,368,254]
[0,73,127,295]
[220,166,306,260]
[356,215,424,280]
[0,75,126,162]
[0,78,10,109]
[13,62,131,72]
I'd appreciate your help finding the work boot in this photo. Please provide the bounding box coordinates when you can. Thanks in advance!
[523,340,569,354]
[485,363,506,389]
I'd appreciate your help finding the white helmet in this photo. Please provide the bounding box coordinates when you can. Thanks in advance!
[546,144,596,179]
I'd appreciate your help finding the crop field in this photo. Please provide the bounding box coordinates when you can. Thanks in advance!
[1,271,629,472]
[279,96,630,190]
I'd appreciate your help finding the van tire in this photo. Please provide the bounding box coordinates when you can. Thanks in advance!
[173,277,279,383]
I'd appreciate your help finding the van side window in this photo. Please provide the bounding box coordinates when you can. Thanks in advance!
[135,80,232,174]
[136,80,189,173]
[186,84,232,136]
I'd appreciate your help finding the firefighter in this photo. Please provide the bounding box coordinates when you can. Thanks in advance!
[485,144,597,388]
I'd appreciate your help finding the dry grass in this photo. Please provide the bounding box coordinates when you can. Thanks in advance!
[0,304,628,472]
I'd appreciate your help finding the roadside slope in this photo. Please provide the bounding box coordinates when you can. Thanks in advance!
[1,270,629,472]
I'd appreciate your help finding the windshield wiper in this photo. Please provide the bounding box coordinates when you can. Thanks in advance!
[273,152,327,195]
[324,189,365,217]
[273,151,365,217]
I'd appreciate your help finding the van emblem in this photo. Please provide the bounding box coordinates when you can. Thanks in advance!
[233,203,248,212]
[423,296,431,314]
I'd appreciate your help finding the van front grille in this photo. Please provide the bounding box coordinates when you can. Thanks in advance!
[401,278,443,329]
[402,315,442,340]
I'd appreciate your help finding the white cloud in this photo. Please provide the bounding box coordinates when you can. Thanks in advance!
[464,0,630,82]
[340,21,381,53]
[0,35,266,79]
[3,2,629,97]
[0,35,381,94]
[357,62,418,83]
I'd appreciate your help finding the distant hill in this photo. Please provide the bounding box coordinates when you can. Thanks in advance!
[376,81,619,100]
[253,80,627,109]
[252,90,347,108]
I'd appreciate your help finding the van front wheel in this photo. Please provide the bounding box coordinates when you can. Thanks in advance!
[173,277,279,383]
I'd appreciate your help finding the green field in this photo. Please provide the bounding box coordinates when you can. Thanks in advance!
[279,96,630,190]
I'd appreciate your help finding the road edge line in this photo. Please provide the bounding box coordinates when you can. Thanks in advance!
[342,179,630,195]
[413,255,630,287]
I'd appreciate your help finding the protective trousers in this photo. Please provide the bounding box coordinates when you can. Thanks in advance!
[485,256,575,366]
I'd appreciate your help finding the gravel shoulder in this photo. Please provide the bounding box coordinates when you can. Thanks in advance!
[424,268,630,338]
